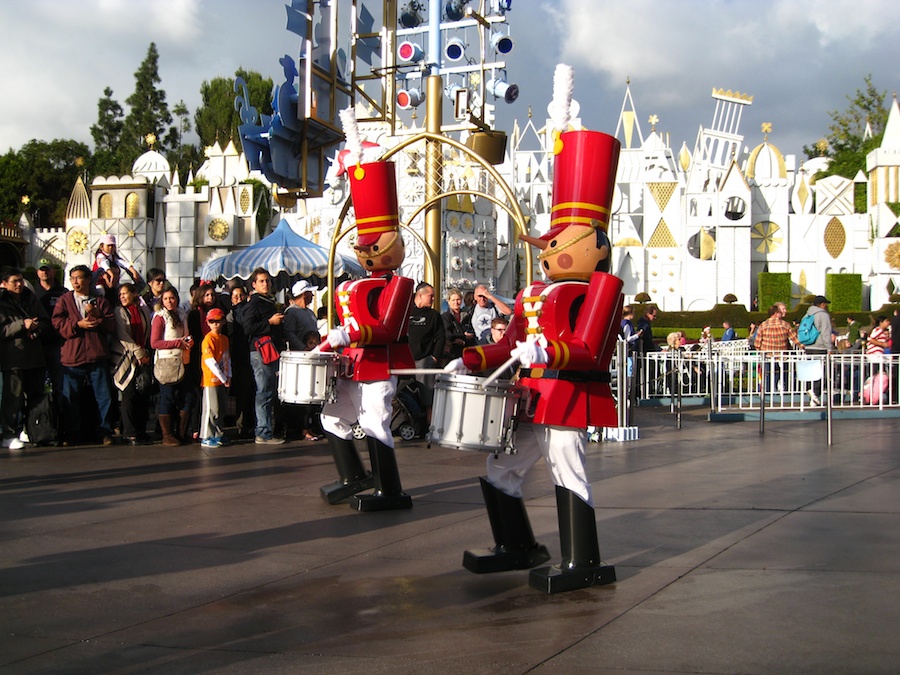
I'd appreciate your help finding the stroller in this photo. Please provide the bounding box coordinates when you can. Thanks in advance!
[348,378,429,442]
[391,377,428,441]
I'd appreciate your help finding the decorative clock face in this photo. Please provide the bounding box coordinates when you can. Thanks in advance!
[208,218,230,242]
[67,228,88,254]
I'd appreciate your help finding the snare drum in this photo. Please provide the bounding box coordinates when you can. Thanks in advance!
[428,373,520,453]
[278,351,338,404]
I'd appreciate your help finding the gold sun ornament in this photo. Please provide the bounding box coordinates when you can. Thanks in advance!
[648,114,659,132]
[751,221,782,253]
[67,228,89,254]
[144,133,157,148]
[208,218,230,242]
[21,195,30,206]
[885,241,900,270]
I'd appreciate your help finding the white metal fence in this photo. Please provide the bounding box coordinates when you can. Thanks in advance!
[633,346,899,412]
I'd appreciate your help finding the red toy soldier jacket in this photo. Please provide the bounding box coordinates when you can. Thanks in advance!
[334,272,415,381]
[461,272,623,428]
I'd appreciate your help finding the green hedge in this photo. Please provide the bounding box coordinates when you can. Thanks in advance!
[825,273,862,312]
[757,272,791,311]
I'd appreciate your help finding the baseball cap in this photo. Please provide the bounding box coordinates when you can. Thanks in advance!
[100,234,117,246]
[206,308,225,321]
[291,280,317,297]
[812,295,831,305]
[38,264,53,272]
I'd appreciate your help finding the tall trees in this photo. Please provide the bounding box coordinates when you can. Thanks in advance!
[195,69,274,151]
[13,140,91,227]
[121,42,174,167]
[804,75,889,180]
[90,87,126,177]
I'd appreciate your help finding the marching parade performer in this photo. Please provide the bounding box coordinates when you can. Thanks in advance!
[318,109,416,512]
[445,65,624,592]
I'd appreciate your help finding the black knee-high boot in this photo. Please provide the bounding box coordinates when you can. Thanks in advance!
[350,436,412,511]
[463,477,551,574]
[529,485,616,593]
[319,432,374,504]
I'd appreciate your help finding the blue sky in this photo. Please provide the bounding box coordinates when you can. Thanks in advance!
[3,0,900,163]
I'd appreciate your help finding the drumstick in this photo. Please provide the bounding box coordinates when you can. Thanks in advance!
[390,368,446,375]
[481,354,520,388]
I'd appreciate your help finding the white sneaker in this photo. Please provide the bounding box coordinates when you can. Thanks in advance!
[2,437,15,448]
[807,389,821,406]
[18,429,29,443]
[7,438,25,450]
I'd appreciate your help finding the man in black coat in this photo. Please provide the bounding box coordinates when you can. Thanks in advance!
[407,282,445,421]
[0,267,50,449]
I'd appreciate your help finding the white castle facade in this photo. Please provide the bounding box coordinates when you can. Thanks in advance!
[24,86,900,313]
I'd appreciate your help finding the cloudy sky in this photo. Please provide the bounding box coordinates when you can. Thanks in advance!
[3,0,900,163]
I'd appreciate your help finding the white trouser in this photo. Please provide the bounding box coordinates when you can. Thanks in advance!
[321,376,396,448]
[486,423,593,506]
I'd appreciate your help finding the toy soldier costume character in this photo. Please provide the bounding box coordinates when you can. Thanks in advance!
[446,65,624,592]
[319,114,415,511]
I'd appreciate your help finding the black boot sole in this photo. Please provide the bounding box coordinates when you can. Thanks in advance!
[462,544,551,574]
[528,562,616,593]
[319,475,375,504]
[350,491,413,511]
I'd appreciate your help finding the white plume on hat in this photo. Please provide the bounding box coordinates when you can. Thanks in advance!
[340,107,363,167]
[339,107,383,168]
[549,64,574,134]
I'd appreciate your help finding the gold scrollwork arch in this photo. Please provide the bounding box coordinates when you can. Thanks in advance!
[326,131,531,324]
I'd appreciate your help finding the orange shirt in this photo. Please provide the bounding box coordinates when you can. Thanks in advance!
[201,331,231,387]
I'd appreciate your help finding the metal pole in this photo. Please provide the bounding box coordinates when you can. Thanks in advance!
[675,352,683,430]
[826,353,833,446]
[759,356,766,435]
[424,74,443,292]
[616,340,627,427]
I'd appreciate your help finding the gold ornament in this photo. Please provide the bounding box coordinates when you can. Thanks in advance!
[885,241,900,270]
[208,218,230,242]
[67,228,88,254]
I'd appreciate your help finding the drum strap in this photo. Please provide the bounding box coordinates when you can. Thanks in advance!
[520,368,611,383]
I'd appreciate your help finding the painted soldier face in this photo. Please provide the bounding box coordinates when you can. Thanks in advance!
[537,224,609,282]
[354,230,405,273]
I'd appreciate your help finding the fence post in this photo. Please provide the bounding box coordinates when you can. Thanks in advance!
[759,355,767,435]
[826,352,833,446]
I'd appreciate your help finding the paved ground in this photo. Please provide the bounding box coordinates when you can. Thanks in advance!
[1,408,899,674]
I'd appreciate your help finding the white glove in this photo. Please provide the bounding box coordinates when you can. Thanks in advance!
[511,340,548,367]
[327,327,350,348]
[443,357,469,375]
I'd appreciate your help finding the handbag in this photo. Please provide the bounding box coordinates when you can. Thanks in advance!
[254,335,280,365]
[134,364,154,394]
[154,355,185,384]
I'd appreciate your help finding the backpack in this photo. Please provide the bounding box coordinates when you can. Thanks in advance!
[26,394,57,446]
[797,314,820,345]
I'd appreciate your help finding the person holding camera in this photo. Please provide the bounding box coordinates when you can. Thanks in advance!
[0,266,50,449]
[51,264,117,446]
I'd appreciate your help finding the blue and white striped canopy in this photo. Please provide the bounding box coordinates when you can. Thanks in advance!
[199,219,365,288]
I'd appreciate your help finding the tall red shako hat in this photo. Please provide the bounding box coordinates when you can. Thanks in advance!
[339,107,400,247]
[547,129,620,241]
[348,161,400,246]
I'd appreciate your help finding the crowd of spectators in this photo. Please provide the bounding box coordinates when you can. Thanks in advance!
[0,263,514,450]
